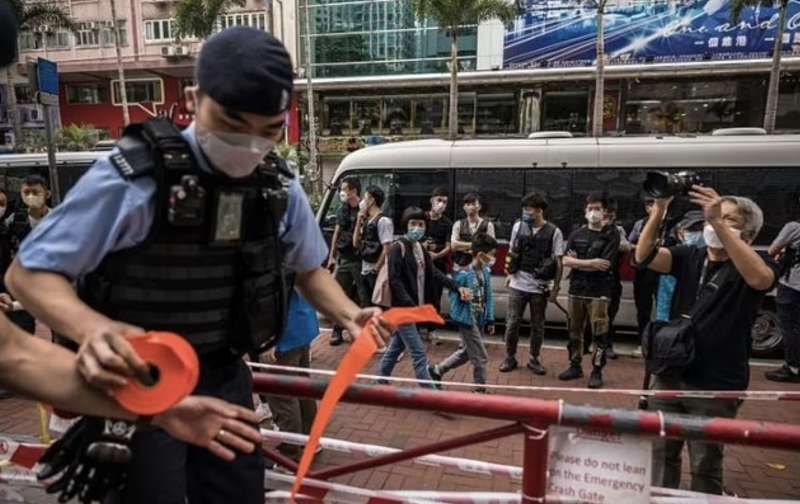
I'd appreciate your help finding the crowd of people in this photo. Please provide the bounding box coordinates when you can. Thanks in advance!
[325,175,800,495]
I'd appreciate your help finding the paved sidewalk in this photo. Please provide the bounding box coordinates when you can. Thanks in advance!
[1,328,798,501]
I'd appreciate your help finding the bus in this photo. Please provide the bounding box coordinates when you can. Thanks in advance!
[318,132,800,357]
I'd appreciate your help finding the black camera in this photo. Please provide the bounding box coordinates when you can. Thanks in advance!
[643,171,701,198]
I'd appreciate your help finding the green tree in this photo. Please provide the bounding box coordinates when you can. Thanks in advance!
[173,0,246,40]
[5,0,74,146]
[412,0,518,140]
[731,0,791,133]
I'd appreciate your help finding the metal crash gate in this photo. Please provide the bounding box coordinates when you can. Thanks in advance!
[252,372,800,503]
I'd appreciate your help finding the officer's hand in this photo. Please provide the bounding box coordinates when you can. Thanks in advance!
[589,259,611,272]
[0,293,13,312]
[153,396,262,462]
[77,321,150,391]
[263,347,278,364]
[347,308,393,349]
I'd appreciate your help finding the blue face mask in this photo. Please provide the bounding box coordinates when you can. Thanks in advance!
[406,226,425,242]
[522,212,535,224]
[683,231,704,247]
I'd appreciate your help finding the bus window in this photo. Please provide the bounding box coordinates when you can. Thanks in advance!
[524,169,573,238]
[320,172,395,244]
[454,169,526,241]
[714,168,800,246]
[392,170,450,230]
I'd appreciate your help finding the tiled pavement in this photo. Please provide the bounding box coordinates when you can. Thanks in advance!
[1,328,799,501]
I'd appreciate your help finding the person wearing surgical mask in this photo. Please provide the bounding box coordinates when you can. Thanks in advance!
[451,193,495,271]
[635,187,777,495]
[422,187,453,343]
[561,192,620,390]
[378,207,470,387]
[4,27,394,503]
[6,175,51,256]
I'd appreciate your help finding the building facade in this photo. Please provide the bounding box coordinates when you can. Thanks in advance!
[2,0,300,145]
[297,0,800,179]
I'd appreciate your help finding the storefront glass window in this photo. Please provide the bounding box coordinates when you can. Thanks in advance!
[476,93,518,135]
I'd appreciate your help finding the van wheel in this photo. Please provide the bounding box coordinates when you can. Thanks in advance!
[751,306,783,358]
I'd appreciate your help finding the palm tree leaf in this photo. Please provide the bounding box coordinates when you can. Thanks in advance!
[174,0,247,40]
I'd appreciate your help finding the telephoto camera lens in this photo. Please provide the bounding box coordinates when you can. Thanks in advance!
[643,171,701,198]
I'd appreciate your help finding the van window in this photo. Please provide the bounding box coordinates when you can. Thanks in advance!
[525,169,573,237]
[454,169,526,241]
[392,170,450,230]
[714,168,800,246]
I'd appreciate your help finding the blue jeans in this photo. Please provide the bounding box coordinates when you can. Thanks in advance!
[378,324,434,388]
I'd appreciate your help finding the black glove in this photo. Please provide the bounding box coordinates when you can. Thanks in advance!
[37,417,137,503]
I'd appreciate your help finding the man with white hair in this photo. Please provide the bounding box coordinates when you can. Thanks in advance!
[634,185,778,495]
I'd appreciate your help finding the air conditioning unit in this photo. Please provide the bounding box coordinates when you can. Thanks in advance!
[173,45,189,56]
[161,45,176,57]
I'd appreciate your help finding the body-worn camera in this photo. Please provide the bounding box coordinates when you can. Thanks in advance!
[643,171,701,198]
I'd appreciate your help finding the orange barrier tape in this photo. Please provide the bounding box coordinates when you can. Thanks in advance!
[291,305,445,501]
[114,332,200,416]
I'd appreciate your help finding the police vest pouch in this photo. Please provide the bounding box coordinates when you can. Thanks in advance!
[641,317,696,379]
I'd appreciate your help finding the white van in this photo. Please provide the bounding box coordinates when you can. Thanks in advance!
[0,151,105,199]
[318,133,800,357]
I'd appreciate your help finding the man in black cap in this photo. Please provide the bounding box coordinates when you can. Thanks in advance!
[6,27,391,503]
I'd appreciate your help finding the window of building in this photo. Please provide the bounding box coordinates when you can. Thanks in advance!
[66,84,109,105]
[476,93,518,136]
[112,79,163,105]
[323,99,351,136]
[144,19,175,42]
[18,31,43,51]
[46,29,71,49]
[383,97,411,135]
[415,98,445,135]
[218,12,267,31]
[14,85,33,104]
[101,21,128,47]
[74,22,100,47]
[776,74,800,131]
[353,100,381,136]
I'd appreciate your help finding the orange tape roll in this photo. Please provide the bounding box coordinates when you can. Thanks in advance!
[114,332,200,416]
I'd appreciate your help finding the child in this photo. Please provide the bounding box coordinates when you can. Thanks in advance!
[429,232,497,393]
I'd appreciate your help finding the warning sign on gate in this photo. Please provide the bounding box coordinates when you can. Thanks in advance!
[547,426,652,504]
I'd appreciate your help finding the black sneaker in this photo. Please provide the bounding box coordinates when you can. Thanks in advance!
[499,358,518,373]
[606,346,618,360]
[765,365,800,383]
[428,365,443,389]
[329,331,344,346]
[526,358,546,376]
[587,368,603,389]
[558,366,584,381]
[473,387,489,394]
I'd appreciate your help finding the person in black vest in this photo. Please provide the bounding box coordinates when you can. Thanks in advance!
[5,28,391,504]
[422,187,452,342]
[327,177,363,346]
[500,193,564,375]
[560,192,620,389]
[636,188,776,494]
[4,175,51,334]
[451,193,495,270]
[353,186,394,307]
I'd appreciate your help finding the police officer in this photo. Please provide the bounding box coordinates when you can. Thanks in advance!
[561,192,620,389]
[6,27,390,504]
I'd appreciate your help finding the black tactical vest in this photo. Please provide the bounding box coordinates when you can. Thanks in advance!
[453,218,488,267]
[78,119,292,356]
[359,214,384,263]
[336,204,359,258]
[516,222,557,279]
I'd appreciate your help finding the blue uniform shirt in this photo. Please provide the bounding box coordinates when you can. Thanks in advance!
[19,123,328,280]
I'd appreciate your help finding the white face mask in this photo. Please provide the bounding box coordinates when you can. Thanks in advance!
[359,199,369,212]
[586,209,603,225]
[23,193,46,210]
[703,224,742,249]
[339,191,349,203]
[432,201,446,214]
[196,122,275,178]
[682,231,703,246]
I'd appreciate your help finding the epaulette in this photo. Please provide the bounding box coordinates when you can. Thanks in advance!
[110,124,156,180]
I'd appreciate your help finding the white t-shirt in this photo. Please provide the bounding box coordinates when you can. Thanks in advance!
[5,208,51,230]
[450,217,496,271]
[508,221,565,294]
[362,215,394,275]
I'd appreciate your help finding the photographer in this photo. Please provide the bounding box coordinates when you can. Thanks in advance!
[635,185,777,494]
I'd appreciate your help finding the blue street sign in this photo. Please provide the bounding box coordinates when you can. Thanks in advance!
[36,58,59,96]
